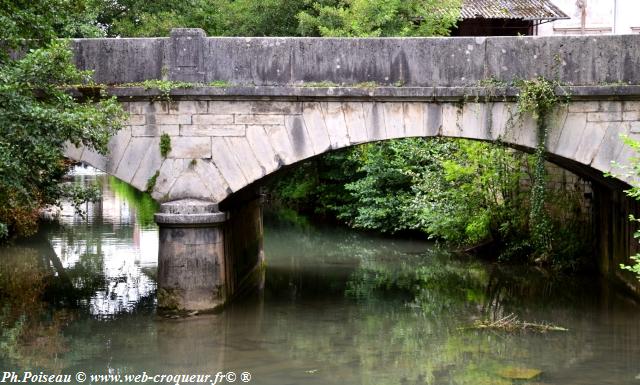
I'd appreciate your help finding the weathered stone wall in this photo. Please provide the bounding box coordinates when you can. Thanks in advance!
[593,184,640,296]
[519,162,594,223]
[71,29,640,86]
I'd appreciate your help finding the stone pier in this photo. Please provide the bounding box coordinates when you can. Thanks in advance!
[155,199,228,311]
[154,197,265,311]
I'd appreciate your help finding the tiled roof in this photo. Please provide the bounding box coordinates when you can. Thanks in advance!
[461,0,570,20]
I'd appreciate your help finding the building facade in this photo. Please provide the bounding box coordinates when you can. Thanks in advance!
[537,0,640,35]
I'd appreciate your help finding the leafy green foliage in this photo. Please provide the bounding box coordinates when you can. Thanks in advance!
[93,0,461,38]
[337,139,528,245]
[146,171,160,193]
[417,140,527,245]
[0,3,125,239]
[98,0,310,37]
[338,139,431,233]
[516,78,561,119]
[0,0,104,53]
[213,0,310,36]
[621,254,640,279]
[298,0,461,37]
[267,149,359,219]
[93,0,198,37]
[269,138,530,246]
[0,41,125,238]
[118,79,195,100]
[614,137,640,280]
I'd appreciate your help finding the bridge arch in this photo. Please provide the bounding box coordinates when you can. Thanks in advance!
[65,97,639,204]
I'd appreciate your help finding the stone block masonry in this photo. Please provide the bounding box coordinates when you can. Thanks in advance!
[68,97,640,206]
[113,100,307,199]
[155,199,228,310]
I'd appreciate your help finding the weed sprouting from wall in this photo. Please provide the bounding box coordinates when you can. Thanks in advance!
[146,170,159,193]
[160,133,171,158]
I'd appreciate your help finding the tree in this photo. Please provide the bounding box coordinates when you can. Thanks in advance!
[297,0,461,37]
[0,0,125,239]
[93,0,461,38]
[95,0,210,37]
[330,139,529,246]
[96,0,309,37]
[0,0,104,46]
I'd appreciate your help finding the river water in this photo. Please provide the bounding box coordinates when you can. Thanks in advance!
[0,168,639,385]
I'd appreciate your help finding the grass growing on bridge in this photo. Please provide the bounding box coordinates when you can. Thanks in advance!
[110,79,417,97]
[116,80,195,100]
[159,133,171,158]
[208,80,231,87]
[297,81,406,88]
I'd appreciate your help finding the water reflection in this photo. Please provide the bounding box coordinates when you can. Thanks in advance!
[48,167,158,317]
[0,167,639,384]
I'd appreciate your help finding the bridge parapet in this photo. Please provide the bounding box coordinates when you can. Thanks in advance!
[72,29,640,87]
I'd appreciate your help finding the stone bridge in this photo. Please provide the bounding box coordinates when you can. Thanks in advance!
[66,29,640,310]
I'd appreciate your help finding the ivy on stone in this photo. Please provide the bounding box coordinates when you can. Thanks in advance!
[515,77,562,258]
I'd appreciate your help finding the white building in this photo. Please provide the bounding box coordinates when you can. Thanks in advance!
[537,0,640,35]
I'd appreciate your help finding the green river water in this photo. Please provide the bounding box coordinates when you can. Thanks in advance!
[0,168,639,385]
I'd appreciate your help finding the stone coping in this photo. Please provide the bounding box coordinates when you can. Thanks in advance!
[159,199,219,214]
[154,212,228,225]
[155,199,227,225]
[73,85,640,101]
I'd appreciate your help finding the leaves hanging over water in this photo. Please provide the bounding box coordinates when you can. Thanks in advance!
[0,39,125,239]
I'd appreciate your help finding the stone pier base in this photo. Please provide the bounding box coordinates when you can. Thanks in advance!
[154,197,265,311]
[155,199,228,311]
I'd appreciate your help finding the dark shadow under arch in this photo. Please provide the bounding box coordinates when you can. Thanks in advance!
[219,136,630,210]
